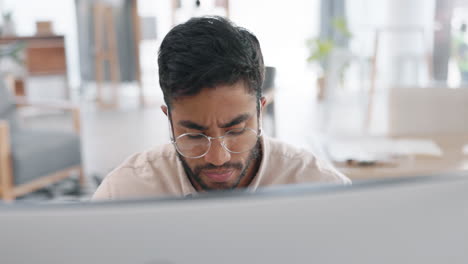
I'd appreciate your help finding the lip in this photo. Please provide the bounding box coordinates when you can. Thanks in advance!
[203,170,234,182]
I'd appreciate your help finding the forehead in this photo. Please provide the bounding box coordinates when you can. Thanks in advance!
[170,82,257,121]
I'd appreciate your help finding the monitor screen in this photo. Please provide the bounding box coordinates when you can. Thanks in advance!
[1,173,467,264]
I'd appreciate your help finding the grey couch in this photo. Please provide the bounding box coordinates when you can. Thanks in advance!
[0,78,84,201]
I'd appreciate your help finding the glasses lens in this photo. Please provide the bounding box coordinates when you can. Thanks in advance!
[224,128,258,153]
[175,134,210,158]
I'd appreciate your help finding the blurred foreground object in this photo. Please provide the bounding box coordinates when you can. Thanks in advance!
[0,174,467,263]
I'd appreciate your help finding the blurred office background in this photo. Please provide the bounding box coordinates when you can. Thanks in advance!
[0,0,467,202]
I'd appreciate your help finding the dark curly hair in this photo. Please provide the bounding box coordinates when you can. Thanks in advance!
[158,16,265,109]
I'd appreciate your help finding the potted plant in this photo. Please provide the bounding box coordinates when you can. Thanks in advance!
[306,17,352,101]
[1,11,17,37]
[0,41,26,95]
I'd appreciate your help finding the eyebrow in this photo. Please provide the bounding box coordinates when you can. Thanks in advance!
[220,113,252,128]
[178,120,208,131]
[178,113,252,131]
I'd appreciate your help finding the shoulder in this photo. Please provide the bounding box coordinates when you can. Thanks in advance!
[262,137,351,185]
[92,144,177,200]
[264,136,317,165]
[111,143,176,181]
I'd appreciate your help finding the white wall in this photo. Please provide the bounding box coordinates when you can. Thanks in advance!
[346,0,435,87]
[230,0,321,90]
[229,0,322,145]
[344,0,436,135]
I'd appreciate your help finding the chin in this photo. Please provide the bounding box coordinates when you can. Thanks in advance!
[201,177,239,191]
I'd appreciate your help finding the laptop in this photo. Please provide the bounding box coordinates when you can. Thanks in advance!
[1,173,467,264]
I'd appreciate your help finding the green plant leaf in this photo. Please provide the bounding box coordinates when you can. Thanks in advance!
[306,38,334,63]
[332,17,352,38]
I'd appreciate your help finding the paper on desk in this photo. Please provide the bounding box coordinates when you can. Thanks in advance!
[326,138,443,163]
[393,139,443,157]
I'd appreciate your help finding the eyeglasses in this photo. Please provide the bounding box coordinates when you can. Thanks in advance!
[171,127,262,159]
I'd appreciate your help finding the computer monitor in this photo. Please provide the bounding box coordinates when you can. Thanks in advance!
[1,173,467,264]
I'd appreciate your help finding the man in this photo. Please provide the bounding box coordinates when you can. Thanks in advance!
[92,16,350,200]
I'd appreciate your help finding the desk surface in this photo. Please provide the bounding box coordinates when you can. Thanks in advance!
[334,134,468,180]
[0,35,64,41]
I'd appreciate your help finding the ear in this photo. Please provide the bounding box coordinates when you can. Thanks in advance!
[260,96,267,110]
[161,105,168,116]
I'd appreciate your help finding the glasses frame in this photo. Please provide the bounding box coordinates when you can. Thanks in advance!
[171,127,262,159]
[168,111,263,159]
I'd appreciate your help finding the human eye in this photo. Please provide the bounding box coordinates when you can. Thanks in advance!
[227,128,246,136]
[186,134,205,139]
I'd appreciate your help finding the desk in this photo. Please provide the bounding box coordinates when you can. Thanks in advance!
[334,134,468,180]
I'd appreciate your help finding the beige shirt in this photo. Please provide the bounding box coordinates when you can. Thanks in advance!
[92,136,350,200]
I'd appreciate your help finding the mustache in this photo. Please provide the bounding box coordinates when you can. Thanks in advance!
[194,162,243,172]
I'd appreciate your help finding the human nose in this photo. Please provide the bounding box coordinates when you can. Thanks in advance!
[203,137,231,166]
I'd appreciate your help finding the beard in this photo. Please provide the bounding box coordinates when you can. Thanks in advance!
[178,140,261,192]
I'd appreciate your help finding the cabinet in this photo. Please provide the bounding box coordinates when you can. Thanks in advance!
[0,35,67,76]
[0,35,68,98]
